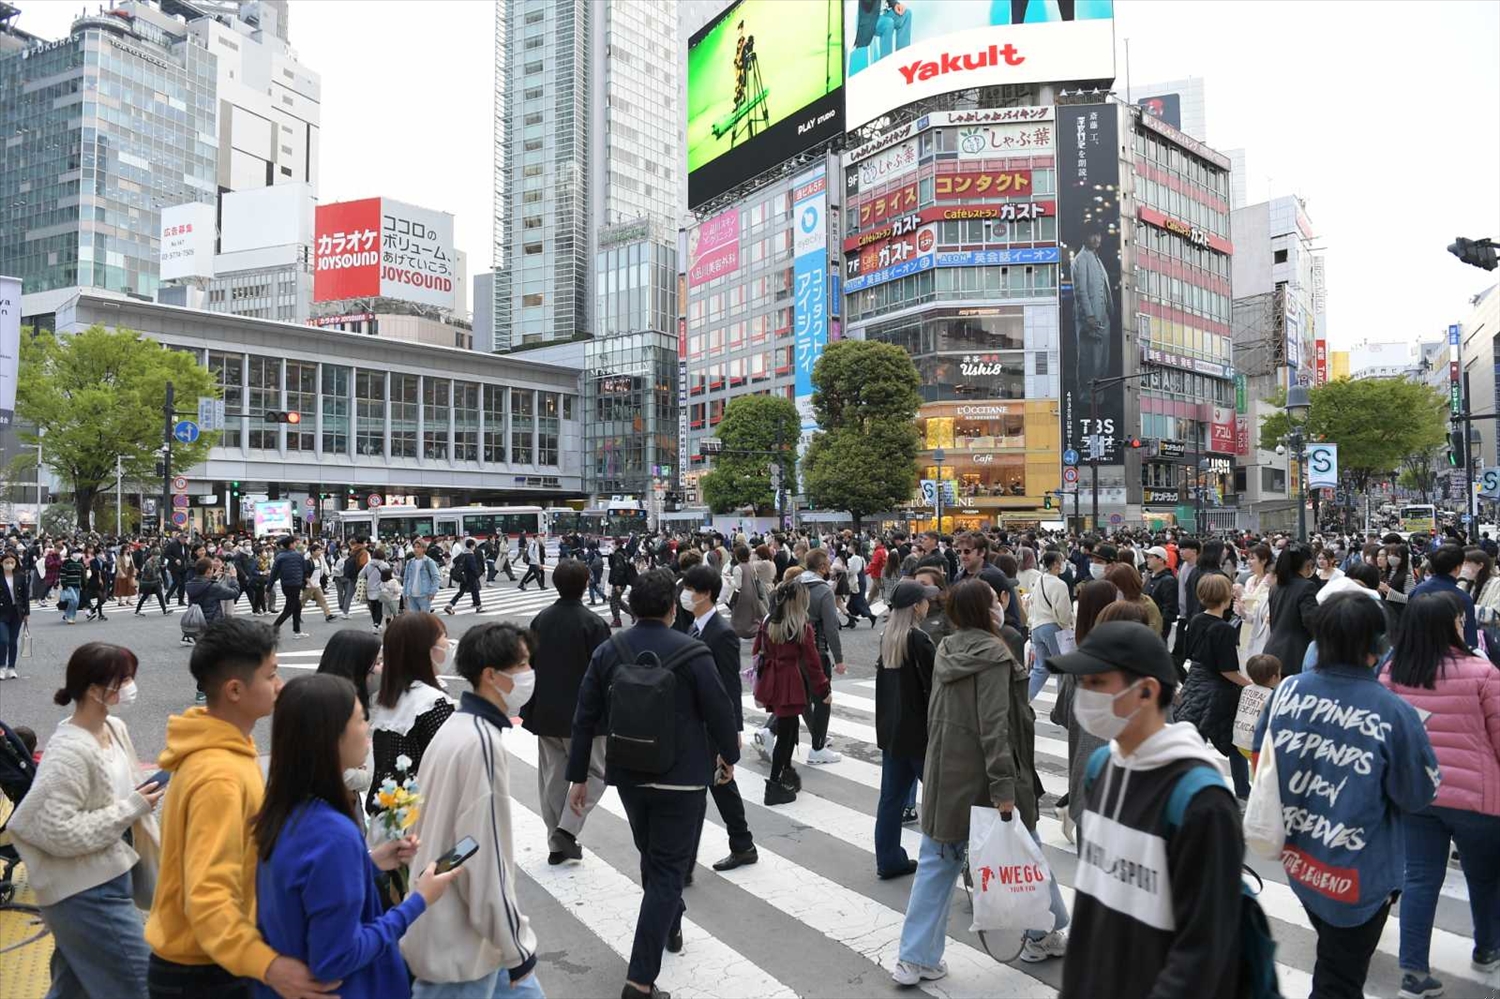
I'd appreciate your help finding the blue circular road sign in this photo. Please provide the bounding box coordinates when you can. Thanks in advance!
[173,420,200,444]
[1062,448,1080,466]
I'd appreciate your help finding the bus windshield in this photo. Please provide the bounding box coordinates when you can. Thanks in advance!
[1400,504,1437,534]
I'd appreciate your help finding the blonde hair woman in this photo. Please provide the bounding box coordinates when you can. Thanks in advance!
[750,581,829,805]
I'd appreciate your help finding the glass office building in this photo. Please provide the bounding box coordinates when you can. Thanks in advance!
[585,330,678,498]
[1,11,218,296]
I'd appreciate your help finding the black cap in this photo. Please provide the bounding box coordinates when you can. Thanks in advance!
[889,580,939,609]
[1091,543,1118,562]
[1047,621,1178,686]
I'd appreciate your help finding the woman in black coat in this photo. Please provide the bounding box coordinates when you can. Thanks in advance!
[1264,542,1320,677]
[873,581,938,880]
[1176,571,1251,798]
[0,548,30,678]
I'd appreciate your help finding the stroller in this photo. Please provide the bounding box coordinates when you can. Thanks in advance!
[0,719,38,916]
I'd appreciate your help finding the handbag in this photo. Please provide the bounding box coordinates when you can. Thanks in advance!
[967,805,1058,934]
[1243,684,1288,860]
[1039,577,1076,654]
[20,621,32,659]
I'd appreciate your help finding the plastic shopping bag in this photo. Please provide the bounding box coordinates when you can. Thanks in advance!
[1243,690,1286,860]
[967,806,1057,934]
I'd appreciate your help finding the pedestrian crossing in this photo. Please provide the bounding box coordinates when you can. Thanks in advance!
[450,675,1494,998]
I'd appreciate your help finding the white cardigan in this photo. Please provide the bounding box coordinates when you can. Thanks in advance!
[8,716,159,907]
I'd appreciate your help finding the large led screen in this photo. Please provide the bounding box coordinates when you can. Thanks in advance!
[687,0,844,208]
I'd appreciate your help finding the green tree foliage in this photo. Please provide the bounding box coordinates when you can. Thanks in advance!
[16,326,218,529]
[1258,377,1449,492]
[699,394,799,514]
[801,341,923,526]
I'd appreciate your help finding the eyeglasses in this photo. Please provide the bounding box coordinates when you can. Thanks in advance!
[956,548,974,555]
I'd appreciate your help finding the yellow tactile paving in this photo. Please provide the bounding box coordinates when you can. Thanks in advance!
[0,861,52,999]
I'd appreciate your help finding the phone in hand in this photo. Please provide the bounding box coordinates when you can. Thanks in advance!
[138,769,171,790]
[714,761,730,785]
[434,836,479,873]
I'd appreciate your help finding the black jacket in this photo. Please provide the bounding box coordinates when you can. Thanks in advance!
[522,598,612,738]
[0,570,30,621]
[164,538,187,571]
[1264,575,1319,676]
[874,628,936,759]
[607,551,636,588]
[566,620,739,788]
[186,575,241,625]
[1146,568,1178,639]
[1176,612,1242,753]
[268,549,308,588]
[696,611,744,730]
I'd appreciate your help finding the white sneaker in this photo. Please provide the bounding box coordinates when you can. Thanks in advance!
[4,667,16,680]
[293,631,311,640]
[1019,930,1067,963]
[891,960,947,987]
[1056,804,1075,844]
[752,726,772,763]
[806,746,842,765]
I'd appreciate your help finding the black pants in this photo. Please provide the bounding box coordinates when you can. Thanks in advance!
[447,577,481,610]
[616,784,704,988]
[1306,896,1393,999]
[148,955,251,999]
[135,587,168,614]
[802,669,831,752]
[692,771,754,859]
[247,579,266,615]
[770,714,799,781]
[519,563,545,589]
[272,584,303,633]
[368,599,384,627]
[166,570,187,605]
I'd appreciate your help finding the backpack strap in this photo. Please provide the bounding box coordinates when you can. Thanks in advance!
[1163,764,1232,832]
[608,631,634,668]
[1083,743,1111,794]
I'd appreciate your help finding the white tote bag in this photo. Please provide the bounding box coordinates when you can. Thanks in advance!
[967,806,1057,934]
[1242,686,1287,860]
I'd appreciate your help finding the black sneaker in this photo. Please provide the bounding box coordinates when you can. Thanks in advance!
[666,925,683,953]
[902,806,918,824]
[1474,947,1500,972]
[1397,973,1444,999]
[620,986,669,999]
[878,858,919,880]
[548,832,583,865]
[781,766,802,793]
[763,781,796,806]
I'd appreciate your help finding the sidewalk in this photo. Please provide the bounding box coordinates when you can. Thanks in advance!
[0,861,51,999]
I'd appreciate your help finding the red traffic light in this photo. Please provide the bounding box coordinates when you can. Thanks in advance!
[1128,437,1144,448]
[286,411,301,425]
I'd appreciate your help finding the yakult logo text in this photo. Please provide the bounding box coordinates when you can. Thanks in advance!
[898,43,1024,86]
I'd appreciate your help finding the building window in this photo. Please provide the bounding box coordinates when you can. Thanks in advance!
[538,391,559,466]
[247,356,281,450]
[511,388,534,464]
[208,351,243,449]
[391,374,418,458]
[285,361,316,451]
[420,378,450,460]
[522,293,544,307]
[524,112,542,126]
[484,384,506,463]
[355,370,385,457]
[1274,248,1288,264]
[322,365,350,456]
[524,242,543,255]
[454,381,479,461]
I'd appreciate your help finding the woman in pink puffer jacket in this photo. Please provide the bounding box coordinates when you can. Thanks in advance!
[1382,591,1500,997]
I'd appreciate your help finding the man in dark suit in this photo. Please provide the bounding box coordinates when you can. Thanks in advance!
[567,569,740,999]
[524,559,612,865]
[678,564,757,877]
[164,531,189,605]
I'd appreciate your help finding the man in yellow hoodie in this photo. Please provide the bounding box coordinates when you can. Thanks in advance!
[144,617,338,999]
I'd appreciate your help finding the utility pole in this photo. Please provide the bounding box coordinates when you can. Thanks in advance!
[161,380,174,535]
[115,454,123,535]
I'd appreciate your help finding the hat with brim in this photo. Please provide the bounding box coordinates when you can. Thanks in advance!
[1047,620,1178,686]
[890,580,940,609]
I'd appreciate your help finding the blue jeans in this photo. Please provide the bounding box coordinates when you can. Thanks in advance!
[413,971,545,999]
[1029,623,1062,701]
[0,617,21,668]
[42,870,149,999]
[875,752,922,875]
[898,831,1069,968]
[1227,747,1250,800]
[408,595,432,614]
[1399,805,1500,973]
[59,586,80,622]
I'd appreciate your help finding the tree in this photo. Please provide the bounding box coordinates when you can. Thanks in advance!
[1398,445,1446,504]
[1258,377,1449,495]
[801,340,922,527]
[16,326,218,529]
[698,394,799,515]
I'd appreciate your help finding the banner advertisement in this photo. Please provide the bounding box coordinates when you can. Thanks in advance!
[1057,105,1124,467]
[687,0,844,208]
[934,168,1032,199]
[843,201,1054,252]
[855,137,918,192]
[842,0,1115,130]
[253,500,295,536]
[1315,338,1328,384]
[158,202,217,282]
[793,168,829,430]
[844,246,1059,293]
[1306,443,1338,489]
[0,275,18,428]
[955,120,1055,159]
[1135,93,1182,130]
[688,207,741,287]
[314,198,381,302]
[856,182,918,228]
[846,225,936,280]
[379,199,457,309]
[1209,406,1236,454]
[1235,415,1251,456]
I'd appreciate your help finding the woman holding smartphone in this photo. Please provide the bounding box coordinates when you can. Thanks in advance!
[253,673,462,999]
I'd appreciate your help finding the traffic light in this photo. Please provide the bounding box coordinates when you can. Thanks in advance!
[1449,428,1465,466]
[1044,494,1053,510]
[1448,237,1498,272]
[1127,437,1144,449]
[263,411,302,424]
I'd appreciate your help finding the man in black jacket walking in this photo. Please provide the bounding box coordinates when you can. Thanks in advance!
[566,569,739,999]
[523,560,611,866]
[268,536,310,638]
[1143,546,1178,643]
[164,532,189,605]
[442,539,484,614]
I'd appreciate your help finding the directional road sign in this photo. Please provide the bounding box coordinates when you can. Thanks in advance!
[173,420,200,444]
[197,397,226,432]
[172,494,190,508]
[1462,513,1473,524]
[1062,449,1080,466]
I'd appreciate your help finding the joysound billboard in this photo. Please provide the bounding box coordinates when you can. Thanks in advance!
[843,0,1116,131]
[687,0,845,208]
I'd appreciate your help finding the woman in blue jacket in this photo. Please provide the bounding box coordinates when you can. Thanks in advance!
[253,673,464,999]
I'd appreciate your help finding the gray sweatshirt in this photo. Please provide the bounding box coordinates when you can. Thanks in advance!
[796,569,843,664]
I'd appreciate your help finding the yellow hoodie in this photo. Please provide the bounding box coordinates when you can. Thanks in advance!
[144,708,278,981]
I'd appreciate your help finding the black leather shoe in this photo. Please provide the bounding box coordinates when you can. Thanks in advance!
[667,924,684,953]
[878,858,919,880]
[711,847,758,872]
[621,986,670,999]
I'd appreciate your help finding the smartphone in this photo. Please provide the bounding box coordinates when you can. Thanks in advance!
[714,761,730,786]
[138,769,171,790]
[435,836,479,873]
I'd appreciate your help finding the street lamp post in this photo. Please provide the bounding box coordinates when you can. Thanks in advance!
[933,448,946,534]
[1196,457,1209,536]
[1286,384,1311,543]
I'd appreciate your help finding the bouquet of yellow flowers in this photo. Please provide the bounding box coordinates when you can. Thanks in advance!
[371,755,422,898]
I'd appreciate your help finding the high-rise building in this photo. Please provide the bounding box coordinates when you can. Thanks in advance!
[473,272,495,351]
[1125,77,1208,142]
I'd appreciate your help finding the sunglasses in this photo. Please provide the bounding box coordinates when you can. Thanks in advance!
[955,548,974,555]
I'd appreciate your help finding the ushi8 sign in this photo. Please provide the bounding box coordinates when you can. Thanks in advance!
[314,197,458,309]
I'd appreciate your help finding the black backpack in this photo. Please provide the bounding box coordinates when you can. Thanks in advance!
[604,632,701,774]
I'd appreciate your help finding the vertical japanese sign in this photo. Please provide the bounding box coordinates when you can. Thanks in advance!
[0,275,18,428]
[314,199,382,302]
[1057,105,1123,466]
[1314,338,1327,385]
[793,166,829,431]
[1449,323,1463,416]
[688,208,741,287]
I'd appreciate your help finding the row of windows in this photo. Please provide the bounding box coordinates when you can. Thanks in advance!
[1135,223,1231,279]
[1136,174,1228,241]
[687,308,794,356]
[1135,265,1231,328]
[847,265,1058,325]
[1133,130,1229,199]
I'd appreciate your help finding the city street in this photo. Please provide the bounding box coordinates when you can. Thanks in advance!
[3,575,1490,999]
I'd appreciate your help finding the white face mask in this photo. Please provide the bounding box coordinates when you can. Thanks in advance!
[96,679,139,712]
[494,669,535,714]
[1089,563,1106,580]
[431,643,448,667]
[679,589,698,612]
[1074,680,1145,742]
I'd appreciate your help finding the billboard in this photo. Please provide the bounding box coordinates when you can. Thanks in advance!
[843,0,1115,130]
[314,198,459,308]
[158,202,217,282]
[688,207,741,287]
[1135,93,1182,130]
[687,0,844,208]
[792,167,829,429]
[1057,105,1123,468]
[253,500,295,536]
[0,275,18,428]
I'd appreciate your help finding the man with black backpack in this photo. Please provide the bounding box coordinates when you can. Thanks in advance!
[566,569,740,999]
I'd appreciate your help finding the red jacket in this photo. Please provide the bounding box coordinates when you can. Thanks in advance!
[869,545,887,579]
[751,622,829,718]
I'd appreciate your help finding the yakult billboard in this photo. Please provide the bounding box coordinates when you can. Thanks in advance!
[314,197,458,309]
[843,0,1115,131]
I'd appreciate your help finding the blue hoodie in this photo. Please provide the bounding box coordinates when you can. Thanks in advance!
[1253,662,1439,927]
[255,800,426,999]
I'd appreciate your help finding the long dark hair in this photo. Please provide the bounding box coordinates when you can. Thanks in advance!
[253,673,360,861]
[1074,579,1119,645]
[1388,592,1469,690]
[1197,539,1225,571]
[1274,543,1313,587]
[945,578,1000,635]
[1384,543,1410,591]
[1463,547,1493,600]
[317,629,382,714]
[378,611,445,709]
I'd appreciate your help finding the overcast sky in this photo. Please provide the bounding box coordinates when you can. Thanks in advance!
[17,0,1500,342]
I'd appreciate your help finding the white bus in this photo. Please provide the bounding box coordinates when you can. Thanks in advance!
[335,505,547,541]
